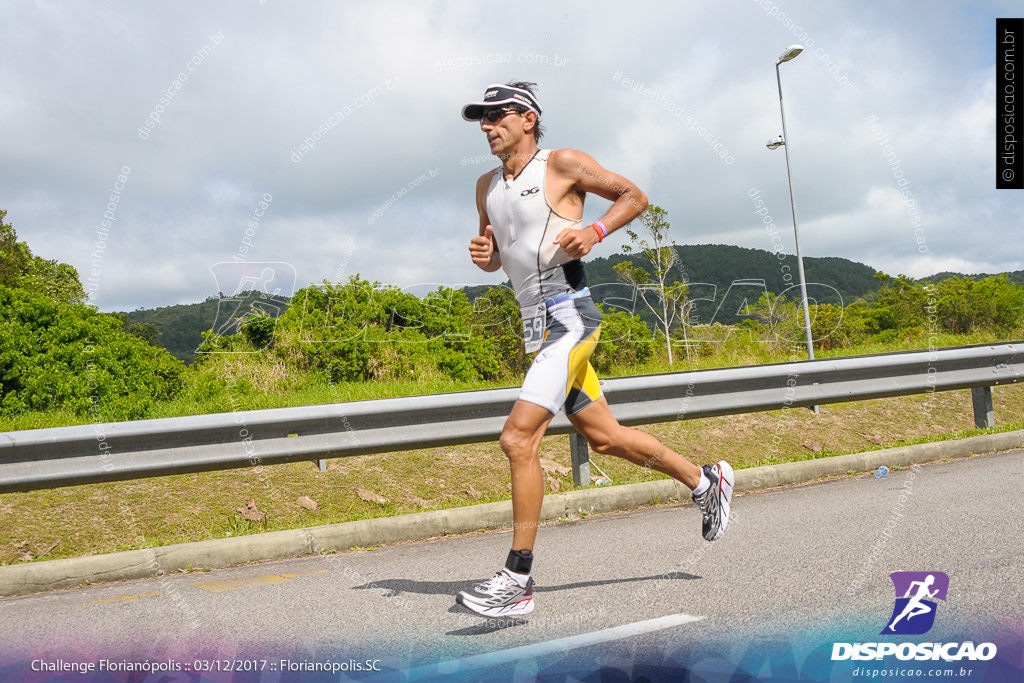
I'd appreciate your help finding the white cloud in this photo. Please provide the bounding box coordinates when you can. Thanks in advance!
[0,0,1018,312]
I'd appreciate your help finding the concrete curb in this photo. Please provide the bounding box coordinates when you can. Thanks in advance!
[2,430,1022,598]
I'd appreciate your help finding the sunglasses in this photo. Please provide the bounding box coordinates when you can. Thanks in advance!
[480,107,524,123]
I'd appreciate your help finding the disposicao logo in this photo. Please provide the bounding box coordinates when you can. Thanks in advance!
[881,571,948,635]
[832,571,997,662]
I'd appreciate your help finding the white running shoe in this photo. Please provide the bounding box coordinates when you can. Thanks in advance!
[456,569,535,617]
[693,460,734,541]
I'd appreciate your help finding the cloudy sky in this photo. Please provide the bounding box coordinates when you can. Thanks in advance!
[2,1,1020,312]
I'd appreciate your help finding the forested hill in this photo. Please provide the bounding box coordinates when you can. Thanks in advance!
[579,243,879,327]
[920,270,1024,287]
[123,297,221,363]
[587,244,878,301]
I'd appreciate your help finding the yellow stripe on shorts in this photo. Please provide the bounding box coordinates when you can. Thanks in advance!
[566,327,601,399]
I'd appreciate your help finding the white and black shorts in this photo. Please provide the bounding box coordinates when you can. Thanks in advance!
[518,294,603,416]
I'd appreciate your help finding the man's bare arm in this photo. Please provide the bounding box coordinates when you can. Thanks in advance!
[549,149,649,259]
[470,171,502,272]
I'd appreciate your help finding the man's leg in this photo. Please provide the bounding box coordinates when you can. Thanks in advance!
[568,395,733,542]
[500,399,557,551]
[567,396,701,489]
[455,399,551,617]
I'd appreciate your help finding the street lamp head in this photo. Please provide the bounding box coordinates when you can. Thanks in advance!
[777,45,804,64]
[766,135,785,150]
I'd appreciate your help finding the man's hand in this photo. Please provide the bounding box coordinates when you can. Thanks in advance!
[553,225,600,259]
[469,224,496,267]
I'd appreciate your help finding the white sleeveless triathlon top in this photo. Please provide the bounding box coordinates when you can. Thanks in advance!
[485,149,588,307]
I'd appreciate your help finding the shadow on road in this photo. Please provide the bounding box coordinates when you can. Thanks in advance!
[353,571,701,636]
[352,571,700,599]
[444,608,530,636]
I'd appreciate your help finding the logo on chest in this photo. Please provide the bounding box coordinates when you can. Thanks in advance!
[520,187,541,197]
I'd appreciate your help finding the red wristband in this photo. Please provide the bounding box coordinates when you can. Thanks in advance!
[591,223,604,242]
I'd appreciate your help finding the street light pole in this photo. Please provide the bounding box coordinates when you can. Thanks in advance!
[773,45,816,364]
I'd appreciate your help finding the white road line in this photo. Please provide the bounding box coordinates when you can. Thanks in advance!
[405,613,704,679]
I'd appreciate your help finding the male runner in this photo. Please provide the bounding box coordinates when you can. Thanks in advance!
[456,82,733,617]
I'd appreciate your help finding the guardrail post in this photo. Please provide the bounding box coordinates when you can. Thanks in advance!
[971,387,995,429]
[569,429,591,487]
[317,459,327,473]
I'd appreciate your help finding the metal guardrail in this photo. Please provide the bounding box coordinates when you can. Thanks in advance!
[1,342,1020,493]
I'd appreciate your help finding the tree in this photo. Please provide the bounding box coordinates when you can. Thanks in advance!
[0,209,87,304]
[741,292,801,349]
[0,210,31,283]
[612,205,692,366]
[872,274,927,332]
[933,275,1024,334]
[127,322,161,346]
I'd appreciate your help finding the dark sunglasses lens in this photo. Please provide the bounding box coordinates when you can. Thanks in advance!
[483,108,519,122]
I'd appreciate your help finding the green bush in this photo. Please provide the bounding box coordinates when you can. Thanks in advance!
[931,275,1024,334]
[0,286,186,420]
[874,328,900,344]
[240,313,277,350]
[591,305,655,373]
[262,277,507,384]
[466,286,530,380]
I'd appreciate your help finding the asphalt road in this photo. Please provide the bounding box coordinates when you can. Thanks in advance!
[1,449,1021,681]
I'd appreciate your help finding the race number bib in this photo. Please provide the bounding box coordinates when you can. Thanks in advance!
[520,304,546,353]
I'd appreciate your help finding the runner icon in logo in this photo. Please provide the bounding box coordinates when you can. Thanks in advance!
[881,571,949,635]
